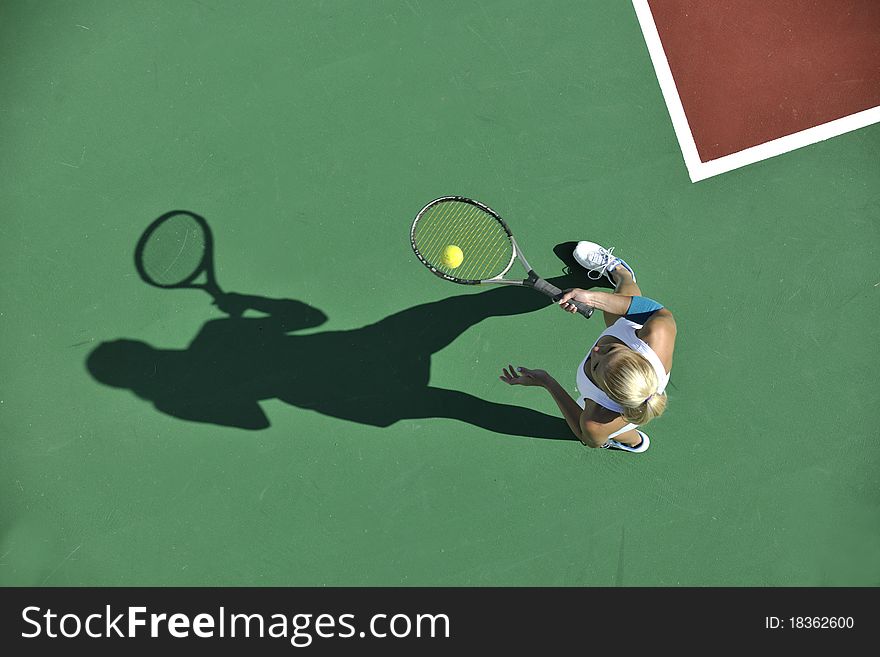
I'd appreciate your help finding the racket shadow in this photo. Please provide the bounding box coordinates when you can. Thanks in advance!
[87,233,603,442]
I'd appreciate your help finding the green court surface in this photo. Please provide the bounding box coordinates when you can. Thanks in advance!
[2,1,878,586]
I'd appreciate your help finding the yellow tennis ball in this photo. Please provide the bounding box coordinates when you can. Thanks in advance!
[441,244,464,269]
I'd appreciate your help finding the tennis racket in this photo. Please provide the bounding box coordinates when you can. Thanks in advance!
[410,196,594,318]
[135,210,222,298]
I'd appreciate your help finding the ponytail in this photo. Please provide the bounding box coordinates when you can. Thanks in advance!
[622,390,667,425]
[601,350,668,426]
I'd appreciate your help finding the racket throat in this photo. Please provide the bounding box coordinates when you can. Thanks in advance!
[525,270,561,300]
[527,270,594,318]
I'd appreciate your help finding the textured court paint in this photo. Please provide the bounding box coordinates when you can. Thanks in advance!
[1,1,878,586]
[647,0,880,162]
[633,0,880,182]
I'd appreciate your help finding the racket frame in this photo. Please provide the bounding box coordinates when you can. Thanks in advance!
[411,196,594,318]
[134,210,222,297]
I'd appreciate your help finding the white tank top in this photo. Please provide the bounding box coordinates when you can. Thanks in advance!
[576,317,670,413]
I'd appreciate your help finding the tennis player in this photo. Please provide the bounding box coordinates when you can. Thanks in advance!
[500,241,676,453]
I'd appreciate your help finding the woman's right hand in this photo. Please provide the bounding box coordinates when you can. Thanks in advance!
[214,292,249,317]
[558,288,594,313]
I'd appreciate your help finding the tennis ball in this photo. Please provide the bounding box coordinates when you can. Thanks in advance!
[441,244,464,269]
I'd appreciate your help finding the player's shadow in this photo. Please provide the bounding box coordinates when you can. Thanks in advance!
[86,240,606,440]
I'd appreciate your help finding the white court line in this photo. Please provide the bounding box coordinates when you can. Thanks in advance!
[631,0,880,183]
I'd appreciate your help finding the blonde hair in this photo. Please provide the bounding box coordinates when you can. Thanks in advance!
[600,349,667,426]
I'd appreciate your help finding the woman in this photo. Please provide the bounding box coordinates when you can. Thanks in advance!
[500,241,677,453]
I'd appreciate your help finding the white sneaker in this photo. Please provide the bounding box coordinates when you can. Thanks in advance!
[572,241,636,286]
[601,430,650,453]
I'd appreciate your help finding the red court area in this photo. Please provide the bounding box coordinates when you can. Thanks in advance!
[648,0,880,162]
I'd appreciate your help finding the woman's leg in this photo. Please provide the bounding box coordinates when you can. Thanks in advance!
[606,424,642,447]
[580,403,643,447]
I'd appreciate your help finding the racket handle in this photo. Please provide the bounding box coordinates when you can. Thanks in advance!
[528,273,594,319]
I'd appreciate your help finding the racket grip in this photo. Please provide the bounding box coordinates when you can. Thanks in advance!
[569,299,595,318]
[529,274,594,319]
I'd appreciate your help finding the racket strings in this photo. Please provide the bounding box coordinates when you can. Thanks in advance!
[419,212,504,277]
[413,200,512,280]
[416,200,464,256]
[448,205,511,277]
[140,215,208,286]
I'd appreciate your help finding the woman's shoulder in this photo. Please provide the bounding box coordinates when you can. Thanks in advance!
[636,309,676,369]
[579,398,621,423]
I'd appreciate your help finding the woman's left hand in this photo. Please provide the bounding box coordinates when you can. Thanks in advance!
[499,365,549,387]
